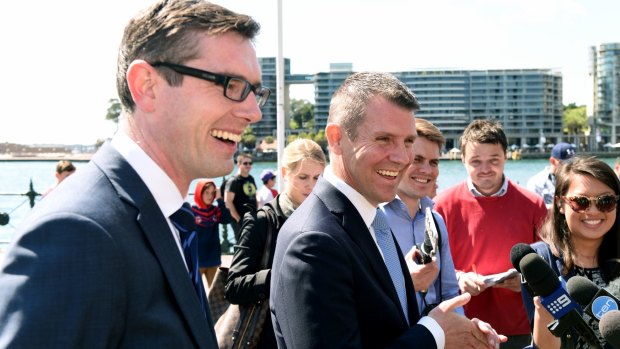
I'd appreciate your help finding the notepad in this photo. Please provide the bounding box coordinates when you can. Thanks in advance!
[483,269,520,287]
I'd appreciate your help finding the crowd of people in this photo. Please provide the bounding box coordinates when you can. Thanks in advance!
[0,1,618,349]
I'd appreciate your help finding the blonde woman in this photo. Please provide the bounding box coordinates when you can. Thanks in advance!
[225,138,327,348]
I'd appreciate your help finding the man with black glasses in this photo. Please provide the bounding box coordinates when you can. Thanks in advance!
[225,153,258,241]
[0,0,267,347]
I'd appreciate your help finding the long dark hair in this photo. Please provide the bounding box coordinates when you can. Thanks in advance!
[539,156,620,280]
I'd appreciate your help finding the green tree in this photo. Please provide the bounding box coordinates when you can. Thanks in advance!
[563,104,587,136]
[563,104,588,148]
[106,98,121,124]
[290,99,314,130]
[312,129,328,150]
[287,134,299,144]
[95,138,106,150]
[241,126,256,149]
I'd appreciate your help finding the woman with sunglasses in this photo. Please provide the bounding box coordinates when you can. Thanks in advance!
[522,155,620,349]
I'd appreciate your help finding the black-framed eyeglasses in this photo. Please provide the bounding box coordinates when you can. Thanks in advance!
[150,62,271,107]
[241,162,253,166]
[560,194,620,213]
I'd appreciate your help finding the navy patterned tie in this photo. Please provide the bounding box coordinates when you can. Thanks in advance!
[373,208,409,324]
[170,202,210,319]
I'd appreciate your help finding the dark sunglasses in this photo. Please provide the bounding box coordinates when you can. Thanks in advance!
[242,162,253,166]
[560,194,620,213]
[150,62,271,107]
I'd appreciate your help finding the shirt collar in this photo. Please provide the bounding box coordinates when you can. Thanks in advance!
[111,131,185,218]
[323,165,377,229]
[385,195,435,221]
[467,175,508,197]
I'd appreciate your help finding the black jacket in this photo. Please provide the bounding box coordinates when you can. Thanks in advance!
[225,194,290,349]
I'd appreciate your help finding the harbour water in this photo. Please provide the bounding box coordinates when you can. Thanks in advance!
[1,157,618,248]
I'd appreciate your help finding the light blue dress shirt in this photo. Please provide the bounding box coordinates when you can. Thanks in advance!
[526,167,555,208]
[381,196,464,315]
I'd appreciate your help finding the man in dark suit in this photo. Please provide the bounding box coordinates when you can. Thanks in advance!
[270,72,506,349]
[0,0,268,347]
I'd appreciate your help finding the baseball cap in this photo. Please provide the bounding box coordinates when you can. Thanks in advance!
[551,142,576,161]
[260,169,276,183]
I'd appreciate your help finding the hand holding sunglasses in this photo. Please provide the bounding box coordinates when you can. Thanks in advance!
[560,194,620,213]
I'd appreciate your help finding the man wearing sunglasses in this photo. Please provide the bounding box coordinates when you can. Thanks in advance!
[526,142,577,209]
[0,1,266,347]
[225,153,258,241]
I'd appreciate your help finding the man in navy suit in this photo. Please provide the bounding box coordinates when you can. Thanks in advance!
[270,72,506,349]
[0,1,268,347]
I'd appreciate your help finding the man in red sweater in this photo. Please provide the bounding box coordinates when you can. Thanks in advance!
[434,120,547,349]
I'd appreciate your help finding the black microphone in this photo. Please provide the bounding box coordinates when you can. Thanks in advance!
[600,310,620,348]
[510,243,536,295]
[519,253,603,348]
[510,243,535,272]
[416,207,438,264]
[567,276,620,322]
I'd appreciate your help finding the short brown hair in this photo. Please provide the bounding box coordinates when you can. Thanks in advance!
[415,118,445,150]
[117,0,260,112]
[328,72,419,141]
[236,153,252,163]
[460,119,507,156]
[56,160,75,175]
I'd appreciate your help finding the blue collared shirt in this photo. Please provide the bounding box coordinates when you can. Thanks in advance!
[467,175,509,197]
[382,196,464,316]
[526,167,555,208]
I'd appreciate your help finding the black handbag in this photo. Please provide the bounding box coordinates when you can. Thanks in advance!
[211,207,275,349]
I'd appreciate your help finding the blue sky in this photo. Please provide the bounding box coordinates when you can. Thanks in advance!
[1,0,618,145]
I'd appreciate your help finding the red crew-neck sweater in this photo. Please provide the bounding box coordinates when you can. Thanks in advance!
[434,180,547,335]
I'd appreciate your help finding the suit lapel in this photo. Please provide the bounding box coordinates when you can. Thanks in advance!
[314,178,418,323]
[92,144,215,347]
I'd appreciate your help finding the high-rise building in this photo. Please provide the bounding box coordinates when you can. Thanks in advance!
[590,43,620,143]
[257,57,313,139]
[258,59,564,150]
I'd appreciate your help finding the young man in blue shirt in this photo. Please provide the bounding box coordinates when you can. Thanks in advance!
[382,118,462,316]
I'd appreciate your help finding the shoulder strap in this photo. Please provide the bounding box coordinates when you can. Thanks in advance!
[258,204,277,269]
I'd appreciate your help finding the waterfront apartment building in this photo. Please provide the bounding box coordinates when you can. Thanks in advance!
[257,57,313,140]
[590,43,620,143]
[258,59,563,150]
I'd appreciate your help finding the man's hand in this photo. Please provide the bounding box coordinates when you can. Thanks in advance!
[492,273,521,292]
[429,293,507,349]
[405,246,439,292]
[456,271,487,296]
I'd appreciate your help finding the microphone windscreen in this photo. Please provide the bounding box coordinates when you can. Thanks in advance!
[608,276,620,299]
[600,310,620,348]
[566,275,599,307]
[510,243,535,272]
[519,253,559,296]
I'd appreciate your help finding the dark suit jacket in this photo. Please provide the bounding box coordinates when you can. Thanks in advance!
[0,144,217,348]
[270,177,436,348]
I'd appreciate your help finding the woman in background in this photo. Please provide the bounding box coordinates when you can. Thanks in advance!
[522,156,620,349]
[192,179,221,288]
[225,139,327,349]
